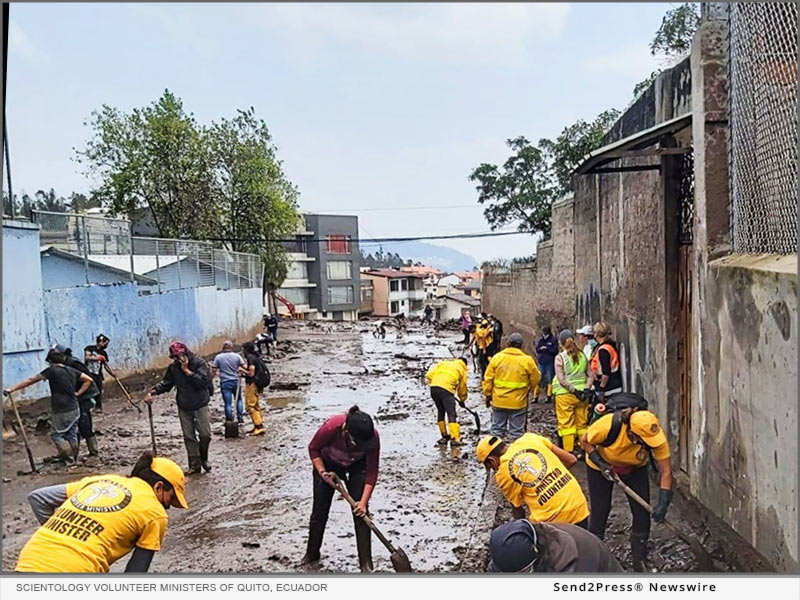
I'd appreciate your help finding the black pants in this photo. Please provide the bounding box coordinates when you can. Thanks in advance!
[430,386,457,423]
[77,398,95,440]
[307,459,372,567]
[587,464,651,541]
[478,351,490,377]
[92,375,104,410]
[462,330,470,344]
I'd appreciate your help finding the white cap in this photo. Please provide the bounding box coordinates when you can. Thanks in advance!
[577,325,593,335]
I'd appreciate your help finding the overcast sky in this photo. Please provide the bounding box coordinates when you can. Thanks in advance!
[6,3,670,263]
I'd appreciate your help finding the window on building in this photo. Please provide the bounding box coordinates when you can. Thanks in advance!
[401,279,408,291]
[326,260,352,280]
[277,287,309,306]
[325,235,351,254]
[286,261,308,280]
[361,287,373,301]
[390,279,399,292]
[401,300,406,306]
[390,301,399,313]
[328,285,354,305]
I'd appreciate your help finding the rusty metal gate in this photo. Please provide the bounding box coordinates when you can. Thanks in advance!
[677,150,694,470]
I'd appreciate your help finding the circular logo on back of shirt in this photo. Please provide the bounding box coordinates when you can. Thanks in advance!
[70,479,133,513]
[508,448,548,488]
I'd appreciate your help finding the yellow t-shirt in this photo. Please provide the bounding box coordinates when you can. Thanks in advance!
[16,474,168,573]
[585,410,670,470]
[495,433,589,525]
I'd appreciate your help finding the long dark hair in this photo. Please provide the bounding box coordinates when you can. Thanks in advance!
[131,451,174,491]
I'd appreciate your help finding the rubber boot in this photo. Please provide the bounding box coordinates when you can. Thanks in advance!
[448,422,463,446]
[54,440,75,465]
[436,421,450,445]
[301,520,326,565]
[630,532,649,572]
[69,439,80,462]
[86,436,99,456]
[355,520,373,572]
[200,438,212,472]
[561,434,575,452]
[249,406,265,436]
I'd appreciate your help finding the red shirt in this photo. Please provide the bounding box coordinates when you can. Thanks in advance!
[308,413,380,486]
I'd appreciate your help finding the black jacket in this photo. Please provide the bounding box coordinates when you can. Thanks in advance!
[152,352,211,411]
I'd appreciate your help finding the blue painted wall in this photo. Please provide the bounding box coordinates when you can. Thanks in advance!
[3,220,263,401]
[2,221,49,399]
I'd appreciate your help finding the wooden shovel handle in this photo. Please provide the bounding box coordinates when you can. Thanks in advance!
[6,392,37,472]
[327,473,397,553]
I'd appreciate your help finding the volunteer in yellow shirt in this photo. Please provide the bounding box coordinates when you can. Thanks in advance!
[426,357,468,446]
[471,319,494,376]
[476,433,589,527]
[15,451,187,573]
[580,393,673,572]
[483,333,540,441]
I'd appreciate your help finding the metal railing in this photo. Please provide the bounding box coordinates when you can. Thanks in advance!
[728,2,798,255]
[33,210,263,292]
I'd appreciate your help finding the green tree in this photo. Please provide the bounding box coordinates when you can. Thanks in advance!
[633,4,700,98]
[651,3,700,57]
[540,109,620,195]
[205,107,300,289]
[469,136,559,238]
[75,90,216,239]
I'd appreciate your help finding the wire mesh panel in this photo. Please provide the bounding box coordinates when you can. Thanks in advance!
[728,2,798,255]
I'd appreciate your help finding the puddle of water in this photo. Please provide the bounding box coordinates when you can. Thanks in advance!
[266,395,307,409]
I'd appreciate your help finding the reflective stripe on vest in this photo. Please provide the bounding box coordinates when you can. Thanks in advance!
[552,351,588,395]
[590,343,619,375]
[494,378,529,389]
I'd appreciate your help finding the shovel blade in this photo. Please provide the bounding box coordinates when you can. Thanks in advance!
[390,548,412,572]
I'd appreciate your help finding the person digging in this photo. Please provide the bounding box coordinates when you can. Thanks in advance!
[15,451,188,573]
[144,341,213,475]
[4,348,95,465]
[425,356,468,447]
[302,406,380,572]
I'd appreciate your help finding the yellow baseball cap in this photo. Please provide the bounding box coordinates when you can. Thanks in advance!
[476,435,505,464]
[151,456,188,509]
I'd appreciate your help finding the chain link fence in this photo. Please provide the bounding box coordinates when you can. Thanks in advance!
[33,210,263,292]
[728,2,798,255]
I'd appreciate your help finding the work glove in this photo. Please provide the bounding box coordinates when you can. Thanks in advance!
[651,489,673,523]
[581,389,595,403]
[484,396,492,408]
[589,450,616,482]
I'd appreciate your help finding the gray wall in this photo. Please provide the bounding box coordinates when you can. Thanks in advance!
[304,214,360,316]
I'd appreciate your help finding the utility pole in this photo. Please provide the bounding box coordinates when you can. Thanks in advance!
[4,118,14,219]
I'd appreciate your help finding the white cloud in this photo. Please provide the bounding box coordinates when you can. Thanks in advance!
[255,3,571,65]
[584,43,663,78]
[9,21,47,62]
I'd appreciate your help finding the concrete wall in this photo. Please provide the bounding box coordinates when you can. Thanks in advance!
[304,214,360,316]
[2,221,48,395]
[362,274,389,316]
[688,15,797,571]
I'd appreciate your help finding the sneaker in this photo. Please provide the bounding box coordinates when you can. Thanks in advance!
[185,466,202,475]
[201,461,212,473]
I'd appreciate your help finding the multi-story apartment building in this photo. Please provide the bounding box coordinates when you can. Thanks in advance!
[361,269,426,317]
[275,221,318,319]
[304,214,361,321]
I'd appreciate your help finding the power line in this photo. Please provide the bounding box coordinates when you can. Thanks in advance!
[197,229,530,244]
[305,204,477,212]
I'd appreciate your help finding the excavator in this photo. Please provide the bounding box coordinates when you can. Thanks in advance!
[271,291,296,318]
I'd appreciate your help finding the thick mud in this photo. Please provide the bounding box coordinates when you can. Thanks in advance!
[2,321,744,573]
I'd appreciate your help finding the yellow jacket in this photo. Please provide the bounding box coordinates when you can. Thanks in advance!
[474,323,493,350]
[426,359,468,402]
[482,347,540,410]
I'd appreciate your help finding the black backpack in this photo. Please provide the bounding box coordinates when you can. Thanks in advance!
[253,355,271,390]
[596,393,649,447]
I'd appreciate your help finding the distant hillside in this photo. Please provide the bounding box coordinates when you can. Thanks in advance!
[362,241,477,273]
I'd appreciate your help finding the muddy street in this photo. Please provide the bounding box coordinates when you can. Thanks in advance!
[3,320,740,573]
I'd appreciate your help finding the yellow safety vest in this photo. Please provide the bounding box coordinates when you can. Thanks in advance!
[551,351,588,396]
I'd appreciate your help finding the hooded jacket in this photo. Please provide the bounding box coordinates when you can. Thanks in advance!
[152,351,211,411]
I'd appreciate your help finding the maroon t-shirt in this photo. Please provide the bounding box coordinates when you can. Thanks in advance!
[308,413,380,486]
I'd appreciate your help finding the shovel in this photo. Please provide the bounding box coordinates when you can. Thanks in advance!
[613,475,714,571]
[458,469,492,572]
[328,473,412,572]
[147,403,157,454]
[109,372,142,414]
[457,398,481,435]
[3,391,38,474]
